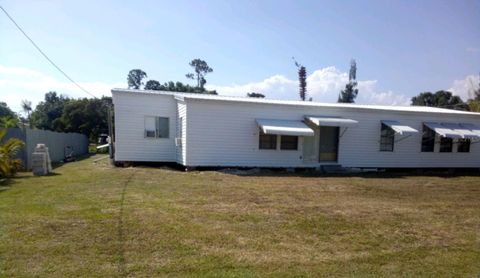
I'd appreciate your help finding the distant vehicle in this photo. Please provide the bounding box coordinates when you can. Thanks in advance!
[98,133,109,145]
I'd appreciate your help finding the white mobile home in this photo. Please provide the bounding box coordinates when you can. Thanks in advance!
[112,89,480,169]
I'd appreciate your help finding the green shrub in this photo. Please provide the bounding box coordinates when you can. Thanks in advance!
[0,128,25,178]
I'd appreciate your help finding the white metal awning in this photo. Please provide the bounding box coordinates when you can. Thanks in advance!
[306,116,359,127]
[424,122,463,139]
[442,123,480,139]
[256,119,314,136]
[381,120,418,135]
[460,123,480,136]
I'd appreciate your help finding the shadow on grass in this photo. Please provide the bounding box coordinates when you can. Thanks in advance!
[0,180,12,193]
[51,153,95,169]
[0,170,63,194]
[112,161,480,179]
[220,169,480,179]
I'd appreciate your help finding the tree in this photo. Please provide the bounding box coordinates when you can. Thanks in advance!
[144,80,162,90]
[186,59,213,90]
[21,100,32,127]
[127,69,147,89]
[467,73,480,112]
[293,58,307,101]
[0,102,16,119]
[338,59,359,103]
[57,97,112,141]
[411,90,469,111]
[247,92,265,98]
[0,126,24,178]
[30,92,70,131]
[0,116,19,128]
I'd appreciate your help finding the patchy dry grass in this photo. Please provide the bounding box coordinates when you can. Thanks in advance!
[1,155,479,277]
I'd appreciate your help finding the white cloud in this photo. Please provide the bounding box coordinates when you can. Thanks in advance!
[0,65,124,115]
[207,66,411,106]
[449,74,479,101]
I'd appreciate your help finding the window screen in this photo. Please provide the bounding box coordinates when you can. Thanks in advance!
[421,125,435,152]
[379,123,394,152]
[280,136,298,150]
[259,133,277,149]
[156,117,169,138]
[145,116,156,138]
[145,116,169,138]
[439,137,453,152]
[457,139,470,153]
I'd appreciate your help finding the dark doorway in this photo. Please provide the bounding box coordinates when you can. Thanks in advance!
[319,126,339,162]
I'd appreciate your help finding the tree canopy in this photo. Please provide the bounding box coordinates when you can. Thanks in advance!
[127,69,148,89]
[293,58,307,101]
[0,102,16,119]
[144,80,162,90]
[58,97,112,140]
[28,92,111,141]
[411,90,469,111]
[186,59,213,90]
[338,59,358,103]
[467,74,480,112]
[247,92,265,98]
[30,92,70,130]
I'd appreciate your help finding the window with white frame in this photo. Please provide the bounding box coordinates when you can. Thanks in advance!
[144,116,169,138]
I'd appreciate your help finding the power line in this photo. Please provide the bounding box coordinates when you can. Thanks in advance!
[0,5,97,99]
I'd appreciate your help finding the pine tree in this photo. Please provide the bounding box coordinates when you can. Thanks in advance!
[292,57,307,101]
[338,59,359,103]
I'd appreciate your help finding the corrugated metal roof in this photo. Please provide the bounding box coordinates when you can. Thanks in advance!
[111,88,480,116]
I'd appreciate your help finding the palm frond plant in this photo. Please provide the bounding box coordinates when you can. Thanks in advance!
[0,128,25,178]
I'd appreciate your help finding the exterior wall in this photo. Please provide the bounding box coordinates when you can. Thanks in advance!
[176,101,187,165]
[113,92,177,162]
[185,99,480,168]
[3,128,88,169]
[338,110,480,168]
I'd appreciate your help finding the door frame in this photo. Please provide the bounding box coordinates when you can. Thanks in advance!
[318,126,339,163]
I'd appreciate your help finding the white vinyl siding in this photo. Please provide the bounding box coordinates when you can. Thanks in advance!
[113,90,480,168]
[113,93,176,162]
[184,99,480,168]
[176,101,187,164]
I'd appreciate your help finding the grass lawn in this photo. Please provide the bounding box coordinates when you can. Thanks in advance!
[1,155,480,277]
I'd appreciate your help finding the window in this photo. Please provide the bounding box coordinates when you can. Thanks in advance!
[144,116,169,138]
[259,133,277,149]
[439,137,453,152]
[379,123,394,152]
[280,135,298,150]
[457,139,471,153]
[421,125,435,152]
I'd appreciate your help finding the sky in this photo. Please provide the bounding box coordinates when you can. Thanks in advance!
[1,0,479,115]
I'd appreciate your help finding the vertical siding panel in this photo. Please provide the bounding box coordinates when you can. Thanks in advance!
[113,93,176,162]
